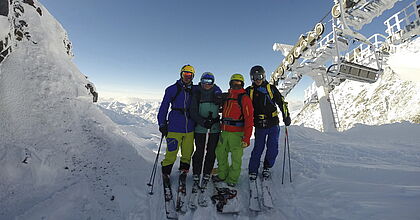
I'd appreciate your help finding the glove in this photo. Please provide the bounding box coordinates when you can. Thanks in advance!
[283,116,291,126]
[159,124,168,137]
[241,140,250,148]
[211,115,220,125]
[214,92,228,106]
[203,119,213,129]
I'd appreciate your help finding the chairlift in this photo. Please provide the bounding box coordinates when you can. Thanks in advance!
[327,0,385,83]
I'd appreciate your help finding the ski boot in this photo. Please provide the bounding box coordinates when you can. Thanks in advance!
[249,173,257,181]
[262,168,271,179]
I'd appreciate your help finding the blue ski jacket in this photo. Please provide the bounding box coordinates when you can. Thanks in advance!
[157,79,197,133]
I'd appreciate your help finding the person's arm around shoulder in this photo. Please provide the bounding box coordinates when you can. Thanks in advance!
[189,90,206,128]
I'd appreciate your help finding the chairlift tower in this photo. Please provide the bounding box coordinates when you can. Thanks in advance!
[271,0,419,132]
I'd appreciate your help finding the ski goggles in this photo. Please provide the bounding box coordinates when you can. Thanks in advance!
[181,71,194,80]
[253,74,264,81]
[201,78,214,85]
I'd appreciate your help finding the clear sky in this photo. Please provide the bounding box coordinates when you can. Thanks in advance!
[39,0,409,101]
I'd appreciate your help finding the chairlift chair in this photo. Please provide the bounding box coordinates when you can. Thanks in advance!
[327,0,384,83]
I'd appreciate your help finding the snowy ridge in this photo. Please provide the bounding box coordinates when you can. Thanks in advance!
[293,38,420,131]
[98,98,160,125]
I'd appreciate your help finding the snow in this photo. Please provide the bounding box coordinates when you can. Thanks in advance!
[0,17,9,39]
[388,38,420,82]
[0,0,419,219]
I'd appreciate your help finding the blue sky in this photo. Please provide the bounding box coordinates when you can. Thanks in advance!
[40,0,408,101]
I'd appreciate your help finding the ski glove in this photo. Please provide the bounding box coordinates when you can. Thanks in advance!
[159,124,168,137]
[203,119,213,129]
[212,115,220,124]
[214,93,228,106]
[283,116,291,126]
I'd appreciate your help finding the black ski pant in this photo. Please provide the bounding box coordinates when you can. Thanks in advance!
[192,132,220,176]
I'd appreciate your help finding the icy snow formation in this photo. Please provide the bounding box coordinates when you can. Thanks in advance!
[0,0,419,220]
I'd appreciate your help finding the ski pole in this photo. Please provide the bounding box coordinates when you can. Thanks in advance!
[286,127,292,183]
[282,127,287,184]
[147,134,164,195]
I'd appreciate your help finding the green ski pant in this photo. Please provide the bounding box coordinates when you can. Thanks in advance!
[161,132,194,168]
[215,131,244,184]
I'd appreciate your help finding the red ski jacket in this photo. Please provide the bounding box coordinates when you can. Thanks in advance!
[221,88,254,145]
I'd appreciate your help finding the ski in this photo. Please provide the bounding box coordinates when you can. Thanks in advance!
[162,174,178,219]
[249,174,261,212]
[211,174,240,214]
[188,176,200,209]
[176,171,187,213]
[197,175,210,207]
[261,175,274,208]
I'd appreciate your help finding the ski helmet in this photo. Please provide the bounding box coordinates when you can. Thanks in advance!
[180,64,195,79]
[229,73,245,88]
[200,72,215,85]
[250,65,265,82]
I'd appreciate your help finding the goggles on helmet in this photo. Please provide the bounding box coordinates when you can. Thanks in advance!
[182,71,194,80]
[201,78,214,85]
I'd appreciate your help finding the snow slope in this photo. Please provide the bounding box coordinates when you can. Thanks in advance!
[0,1,157,219]
[0,1,419,220]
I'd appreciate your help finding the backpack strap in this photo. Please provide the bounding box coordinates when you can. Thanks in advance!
[170,82,193,103]
[267,84,274,100]
[249,86,254,101]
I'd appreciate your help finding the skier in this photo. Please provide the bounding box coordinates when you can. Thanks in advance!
[157,64,197,212]
[188,72,222,207]
[246,65,291,180]
[214,73,254,187]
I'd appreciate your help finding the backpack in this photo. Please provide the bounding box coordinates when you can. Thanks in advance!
[248,83,279,118]
[224,92,247,117]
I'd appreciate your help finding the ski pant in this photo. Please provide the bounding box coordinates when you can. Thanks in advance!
[248,125,280,174]
[215,131,244,185]
[161,131,194,175]
[192,132,220,176]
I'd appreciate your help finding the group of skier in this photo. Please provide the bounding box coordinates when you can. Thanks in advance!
[156,64,291,214]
